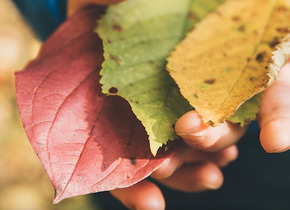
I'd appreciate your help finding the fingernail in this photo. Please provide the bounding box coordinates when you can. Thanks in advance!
[176,130,207,143]
[201,182,220,190]
[197,181,220,190]
[270,144,290,153]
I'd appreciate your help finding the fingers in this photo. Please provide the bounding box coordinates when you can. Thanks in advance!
[175,110,247,152]
[158,162,223,192]
[152,144,238,181]
[258,62,290,153]
[185,145,239,167]
[151,143,189,179]
[111,180,165,210]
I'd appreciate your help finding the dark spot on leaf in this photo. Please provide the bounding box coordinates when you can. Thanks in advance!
[215,10,222,17]
[277,5,287,12]
[113,24,122,32]
[253,30,258,35]
[269,37,280,48]
[255,51,271,63]
[232,16,241,21]
[247,57,251,62]
[135,101,139,104]
[238,25,245,32]
[107,39,112,44]
[255,52,266,62]
[189,12,197,20]
[249,77,255,81]
[226,67,233,73]
[204,79,216,84]
[193,93,199,98]
[108,87,118,94]
[276,27,290,34]
[130,158,136,165]
[109,54,120,64]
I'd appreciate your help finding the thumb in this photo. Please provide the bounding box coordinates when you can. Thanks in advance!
[175,110,246,152]
[258,62,290,153]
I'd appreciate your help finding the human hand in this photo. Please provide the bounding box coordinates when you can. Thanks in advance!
[110,61,290,209]
[258,61,290,153]
[67,2,290,209]
[111,111,243,209]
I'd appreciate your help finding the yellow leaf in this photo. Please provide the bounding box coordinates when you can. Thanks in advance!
[167,0,290,126]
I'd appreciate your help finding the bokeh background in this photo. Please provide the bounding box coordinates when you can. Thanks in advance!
[0,0,100,209]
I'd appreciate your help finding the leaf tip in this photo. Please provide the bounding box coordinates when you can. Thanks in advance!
[149,140,163,156]
[53,189,63,204]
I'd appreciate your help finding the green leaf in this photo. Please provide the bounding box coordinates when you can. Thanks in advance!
[97,0,225,155]
[227,93,263,127]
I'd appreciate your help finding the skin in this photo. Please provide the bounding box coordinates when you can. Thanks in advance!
[69,1,290,209]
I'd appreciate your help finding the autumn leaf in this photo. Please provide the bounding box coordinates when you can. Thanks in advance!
[97,0,225,155]
[15,7,179,203]
[167,0,290,126]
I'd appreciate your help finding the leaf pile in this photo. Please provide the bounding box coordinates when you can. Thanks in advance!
[167,0,290,126]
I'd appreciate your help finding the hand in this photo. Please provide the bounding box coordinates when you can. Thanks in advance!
[111,112,243,210]
[258,61,290,152]
[110,61,290,209]
[68,2,290,209]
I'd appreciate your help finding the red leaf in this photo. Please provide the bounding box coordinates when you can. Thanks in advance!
[15,7,179,203]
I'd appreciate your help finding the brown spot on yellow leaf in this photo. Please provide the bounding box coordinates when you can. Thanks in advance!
[276,27,290,33]
[238,25,246,32]
[249,77,256,81]
[255,51,269,62]
[269,37,280,48]
[232,16,241,21]
[204,79,216,84]
[277,5,287,12]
